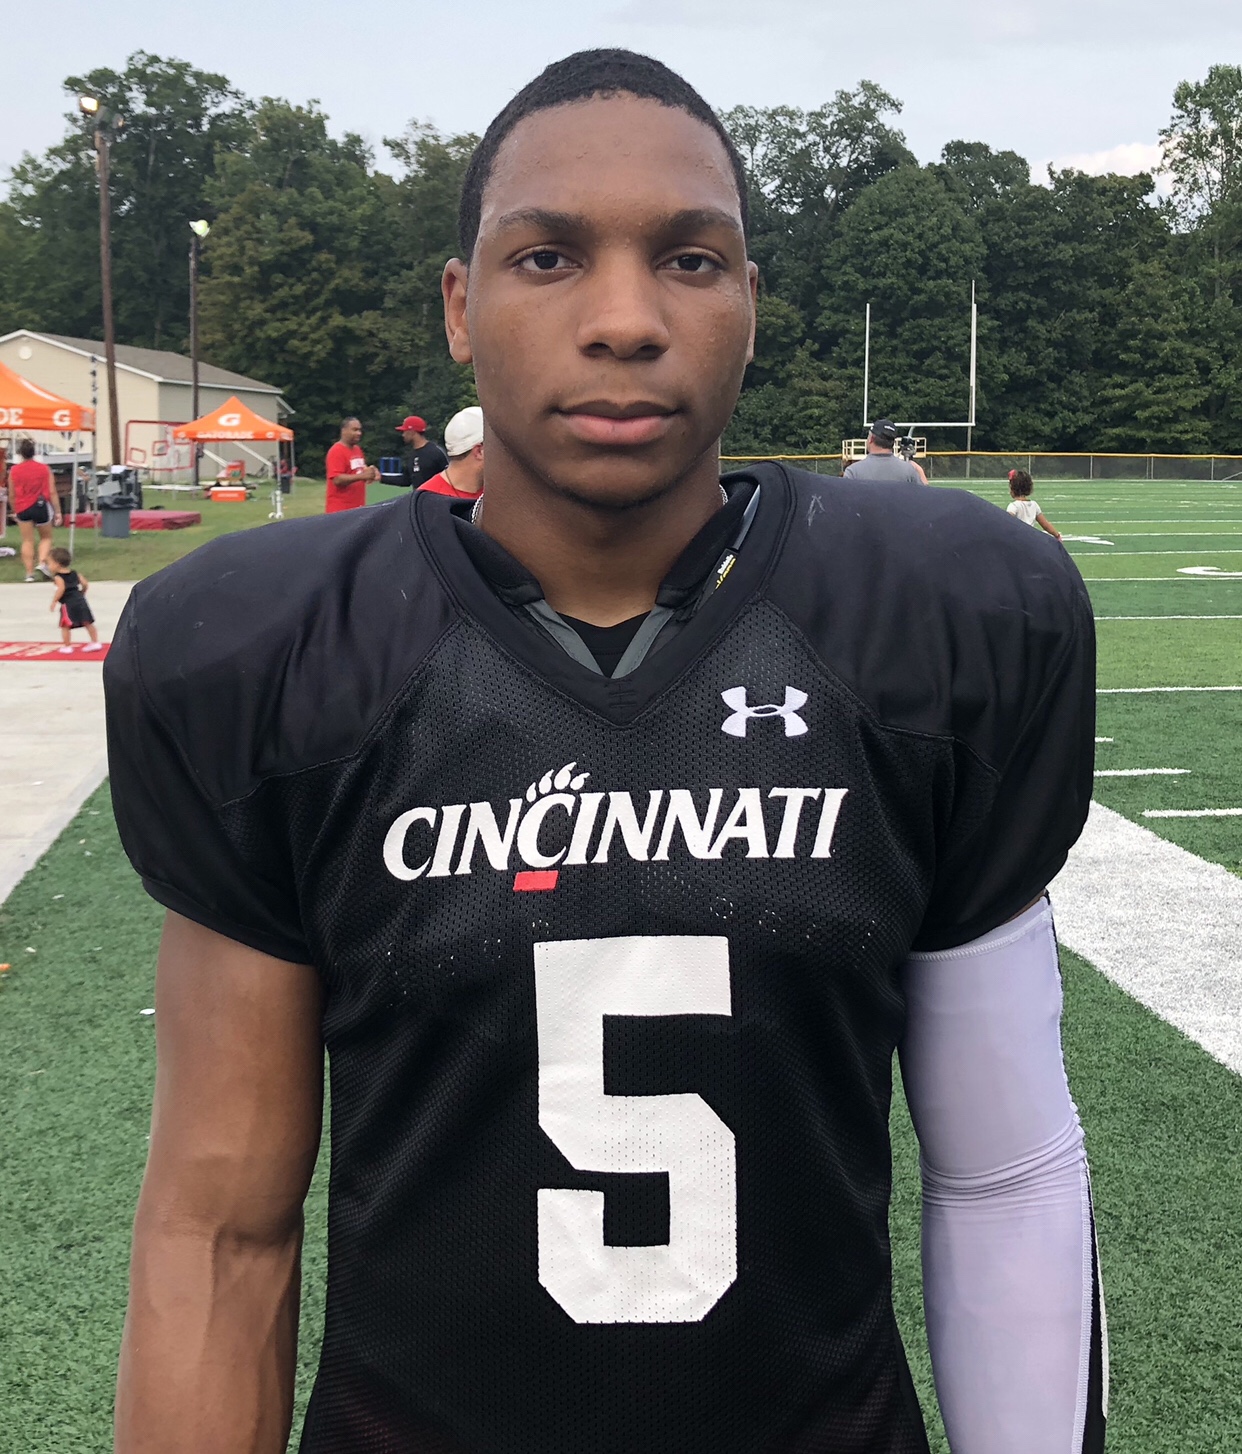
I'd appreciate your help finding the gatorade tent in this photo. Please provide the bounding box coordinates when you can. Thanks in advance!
[175,394,295,513]
[0,360,95,543]
[175,394,292,445]
[0,359,95,432]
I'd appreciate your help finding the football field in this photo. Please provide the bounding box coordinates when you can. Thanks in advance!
[1,476,1240,1451]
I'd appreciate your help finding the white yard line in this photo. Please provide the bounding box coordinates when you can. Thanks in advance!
[1058,520,1242,525]
[1095,737,1114,743]
[1095,616,1242,620]
[1094,768,1189,777]
[1143,808,1242,819]
[1052,801,1242,1076]
[1097,685,1242,693]
[1073,549,1242,556]
[1079,576,1242,582]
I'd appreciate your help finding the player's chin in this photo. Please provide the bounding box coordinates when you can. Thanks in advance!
[544,440,713,511]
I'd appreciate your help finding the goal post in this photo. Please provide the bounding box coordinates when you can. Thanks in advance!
[858,281,978,435]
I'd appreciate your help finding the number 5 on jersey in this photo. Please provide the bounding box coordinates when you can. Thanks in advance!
[535,935,737,1324]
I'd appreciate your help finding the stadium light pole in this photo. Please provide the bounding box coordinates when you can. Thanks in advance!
[79,95,123,474]
[189,220,211,492]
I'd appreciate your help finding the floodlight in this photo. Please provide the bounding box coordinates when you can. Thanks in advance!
[189,219,211,239]
[78,95,100,116]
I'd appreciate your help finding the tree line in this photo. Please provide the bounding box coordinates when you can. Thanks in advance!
[1,52,1239,470]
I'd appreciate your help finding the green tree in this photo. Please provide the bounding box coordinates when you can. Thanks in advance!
[356,122,480,442]
[198,100,399,470]
[1096,257,1211,450]
[816,165,988,445]
[940,140,1031,210]
[974,170,1168,449]
[0,52,250,348]
[1161,66,1242,446]
[723,86,914,320]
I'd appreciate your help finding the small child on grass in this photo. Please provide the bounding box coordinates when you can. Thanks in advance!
[47,546,102,653]
[1006,469,1062,539]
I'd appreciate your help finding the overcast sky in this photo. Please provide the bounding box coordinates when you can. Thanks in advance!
[4,0,1240,188]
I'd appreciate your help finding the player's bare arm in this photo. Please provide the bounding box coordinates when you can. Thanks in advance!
[115,913,323,1454]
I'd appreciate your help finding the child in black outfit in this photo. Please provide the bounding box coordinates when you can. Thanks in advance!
[48,546,102,652]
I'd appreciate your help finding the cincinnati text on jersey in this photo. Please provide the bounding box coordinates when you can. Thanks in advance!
[383,761,849,884]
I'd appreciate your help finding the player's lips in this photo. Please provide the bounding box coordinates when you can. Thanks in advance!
[557,402,678,447]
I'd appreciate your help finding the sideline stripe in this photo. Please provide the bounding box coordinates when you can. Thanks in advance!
[1082,546,1242,552]
[1079,576,1242,582]
[1094,768,1188,777]
[1144,808,1242,819]
[1097,686,1242,694]
[1095,615,1242,620]
[1052,802,1242,1076]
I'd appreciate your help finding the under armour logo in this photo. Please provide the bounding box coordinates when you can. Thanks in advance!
[720,686,809,738]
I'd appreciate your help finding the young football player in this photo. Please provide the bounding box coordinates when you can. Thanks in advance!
[108,50,1103,1454]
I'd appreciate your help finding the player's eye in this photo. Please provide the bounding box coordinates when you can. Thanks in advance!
[664,253,720,274]
[518,249,572,273]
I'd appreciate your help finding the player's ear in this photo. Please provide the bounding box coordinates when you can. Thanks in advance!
[443,259,473,365]
[744,261,759,366]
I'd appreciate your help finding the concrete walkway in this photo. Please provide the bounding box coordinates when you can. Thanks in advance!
[0,580,134,904]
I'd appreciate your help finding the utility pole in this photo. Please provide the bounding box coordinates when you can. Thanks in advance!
[80,96,123,471]
[189,220,210,492]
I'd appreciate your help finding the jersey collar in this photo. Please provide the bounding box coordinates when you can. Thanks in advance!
[411,465,794,721]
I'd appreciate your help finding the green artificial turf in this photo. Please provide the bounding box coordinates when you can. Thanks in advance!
[3,791,1241,1451]
[0,480,400,585]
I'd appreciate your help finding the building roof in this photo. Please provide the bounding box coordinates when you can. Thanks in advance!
[0,330,286,399]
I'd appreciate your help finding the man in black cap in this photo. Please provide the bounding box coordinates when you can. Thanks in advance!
[842,419,928,485]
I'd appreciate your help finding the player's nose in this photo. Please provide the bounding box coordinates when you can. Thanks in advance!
[574,250,671,360]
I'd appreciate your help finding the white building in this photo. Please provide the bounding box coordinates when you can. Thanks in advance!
[0,330,292,475]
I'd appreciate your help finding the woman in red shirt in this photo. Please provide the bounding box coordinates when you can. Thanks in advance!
[8,438,62,581]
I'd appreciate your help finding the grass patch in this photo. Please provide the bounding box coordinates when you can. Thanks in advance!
[0,480,411,585]
[1094,619,1242,688]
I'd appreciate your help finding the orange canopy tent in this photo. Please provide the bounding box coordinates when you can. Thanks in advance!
[174,395,292,442]
[0,359,95,432]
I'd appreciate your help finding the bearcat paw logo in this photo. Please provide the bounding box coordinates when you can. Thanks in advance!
[514,764,590,893]
[524,762,590,803]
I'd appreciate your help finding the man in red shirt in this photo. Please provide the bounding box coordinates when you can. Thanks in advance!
[8,438,62,581]
[419,406,484,501]
[323,418,378,513]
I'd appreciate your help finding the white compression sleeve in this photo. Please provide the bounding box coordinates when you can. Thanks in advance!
[899,901,1107,1454]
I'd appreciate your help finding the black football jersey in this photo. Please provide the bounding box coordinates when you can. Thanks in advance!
[105,464,1095,1453]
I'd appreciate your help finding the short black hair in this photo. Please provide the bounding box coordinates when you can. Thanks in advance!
[50,546,72,566]
[18,438,35,459]
[458,48,749,257]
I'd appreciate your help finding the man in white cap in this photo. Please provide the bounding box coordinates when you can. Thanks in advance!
[419,406,484,499]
